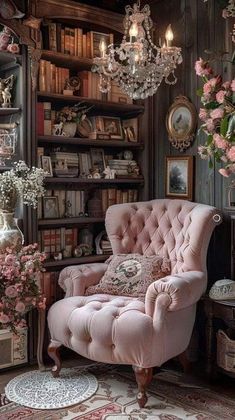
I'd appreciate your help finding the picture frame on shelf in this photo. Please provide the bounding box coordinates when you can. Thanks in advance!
[102,116,123,139]
[166,96,197,152]
[165,155,193,201]
[41,156,53,177]
[43,196,59,219]
[90,148,106,174]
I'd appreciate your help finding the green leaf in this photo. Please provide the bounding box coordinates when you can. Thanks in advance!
[206,134,213,145]
[196,88,203,97]
[209,159,213,169]
[220,116,229,137]
[205,101,219,110]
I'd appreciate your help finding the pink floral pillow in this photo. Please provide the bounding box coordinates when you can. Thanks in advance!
[85,254,171,298]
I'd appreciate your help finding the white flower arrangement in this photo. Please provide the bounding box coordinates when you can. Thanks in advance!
[0,161,46,212]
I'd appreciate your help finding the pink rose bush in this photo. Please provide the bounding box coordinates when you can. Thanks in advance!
[195,58,235,176]
[0,244,46,332]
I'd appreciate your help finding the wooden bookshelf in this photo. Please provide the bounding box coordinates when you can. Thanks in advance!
[0,108,21,116]
[38,217,105,228]
[38,135,144,149]
[41,50,93,71]
[37,92,144,118]
[44,177,144,185]
[44,254,109,270]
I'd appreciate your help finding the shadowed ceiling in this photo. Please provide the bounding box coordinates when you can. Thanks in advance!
[71,0,161,13]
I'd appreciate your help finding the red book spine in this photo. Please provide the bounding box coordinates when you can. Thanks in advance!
[37,103,44,135]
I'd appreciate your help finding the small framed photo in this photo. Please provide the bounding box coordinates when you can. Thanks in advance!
[43,196,59,219]
[102,116,123,139]
[90,148,106,173]
[165,156,193,201]
[41,156,53,177]
[166,96,197,152]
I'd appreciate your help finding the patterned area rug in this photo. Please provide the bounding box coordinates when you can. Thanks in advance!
[1,364,235,419]
[5,368,98,409]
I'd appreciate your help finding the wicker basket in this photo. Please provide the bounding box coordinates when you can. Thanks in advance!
[217,330,235,373]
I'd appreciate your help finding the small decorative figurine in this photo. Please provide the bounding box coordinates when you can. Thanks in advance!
[63,76,81,96]
[52,122,65,136]
[0,75,14,108]
[103,166,116,179]
[123,150,133,160]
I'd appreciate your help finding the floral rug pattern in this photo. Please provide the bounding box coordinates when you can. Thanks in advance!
[1,364,235,419]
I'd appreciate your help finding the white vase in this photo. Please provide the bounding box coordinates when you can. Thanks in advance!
[63,122,77,137]
[0,212,24,252]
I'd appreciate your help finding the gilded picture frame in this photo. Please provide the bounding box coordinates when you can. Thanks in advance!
[166,96,197,152]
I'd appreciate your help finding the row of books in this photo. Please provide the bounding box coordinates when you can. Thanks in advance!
[38,60,132,104]
[39,60,70,94]
[78,71,133,104]
[43,23,113,59]
[39,227,78,258]
[38,190,86,219]
[40,272,63,307]
[101,188,138,214]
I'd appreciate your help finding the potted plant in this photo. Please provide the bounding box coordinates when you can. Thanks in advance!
[56,102,92,137]
[0,161,45,251]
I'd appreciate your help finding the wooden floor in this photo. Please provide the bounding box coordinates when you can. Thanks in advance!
[1,357,235,398]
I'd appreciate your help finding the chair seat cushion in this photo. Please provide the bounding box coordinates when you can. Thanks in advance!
[85,253,170,298]
[48,294,154,366]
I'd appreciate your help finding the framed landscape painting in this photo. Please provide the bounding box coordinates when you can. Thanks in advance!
[165,156,193,201]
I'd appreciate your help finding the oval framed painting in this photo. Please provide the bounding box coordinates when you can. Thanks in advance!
[166,96,197,151]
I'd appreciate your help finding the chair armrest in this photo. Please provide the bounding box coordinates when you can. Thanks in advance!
[58,263,108,297]
[145,271,206,318]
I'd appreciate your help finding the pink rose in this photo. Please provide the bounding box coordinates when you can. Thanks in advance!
[203,81,213,94]
[0,313,10,324]
[219,168,231,177]
[216,90,226,104]
[5,254,16,265]
[223,81,231,90]
[7,43,20,54]
[199,108,208,122]
[231,80,235,92]
[15,302,25,313]
[210,107,224,119]
[227,146,235,162]
[195,58,213,77]
[206,118,215,133]
[213,134,228,149]
[5,286,18,298]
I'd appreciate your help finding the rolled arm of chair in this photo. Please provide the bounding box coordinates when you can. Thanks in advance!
[58,262,108,297]
[145,271,206,318]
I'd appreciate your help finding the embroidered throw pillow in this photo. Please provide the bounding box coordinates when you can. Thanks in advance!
[85,254,171,298]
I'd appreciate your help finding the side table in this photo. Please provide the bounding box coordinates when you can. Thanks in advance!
[204,296,235,377]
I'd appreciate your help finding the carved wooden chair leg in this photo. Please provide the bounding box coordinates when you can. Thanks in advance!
[48,341,62,378]
[178,350,191,373]
[133,366,153,408]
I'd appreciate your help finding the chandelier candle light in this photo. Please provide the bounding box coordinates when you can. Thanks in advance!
[93,1,182,99]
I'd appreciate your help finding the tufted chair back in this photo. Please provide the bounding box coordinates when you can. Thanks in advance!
[105,199,219,276]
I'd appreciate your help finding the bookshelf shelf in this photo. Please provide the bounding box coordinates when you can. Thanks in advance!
[38,135,144,149]
[37,92,144,118]
[38,217,105,228]
[44,254,109,269]
[41,50,93,71]
[0,108,21,116]
[44,177,144,185]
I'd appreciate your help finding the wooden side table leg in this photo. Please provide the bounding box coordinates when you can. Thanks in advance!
[37,309,46,371]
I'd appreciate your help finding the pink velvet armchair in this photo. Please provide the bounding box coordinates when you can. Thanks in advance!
[48,199,221,407]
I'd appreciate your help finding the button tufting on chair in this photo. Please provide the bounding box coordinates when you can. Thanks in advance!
[48,198,222,410]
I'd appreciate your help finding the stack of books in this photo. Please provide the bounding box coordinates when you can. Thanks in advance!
[100,236,112,254]
[39,60,69,93]
[108,159,138,176]
[50,152,79,177]
[101,188,138,214]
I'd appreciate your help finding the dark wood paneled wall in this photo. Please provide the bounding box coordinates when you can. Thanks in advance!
[150,0,234,281]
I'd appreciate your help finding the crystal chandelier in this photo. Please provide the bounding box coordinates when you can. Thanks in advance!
[92,0,182,100]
